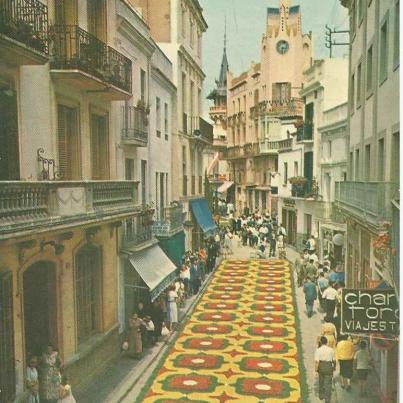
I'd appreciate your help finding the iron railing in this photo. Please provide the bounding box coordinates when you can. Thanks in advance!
[0,0,49,53]
[124,209,154,246]
[50,25,132,93]
[296,123,314,141]
[121,105,148,144]
[152,203,184,237]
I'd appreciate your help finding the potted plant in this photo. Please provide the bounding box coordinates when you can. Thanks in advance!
[288,176,307,185]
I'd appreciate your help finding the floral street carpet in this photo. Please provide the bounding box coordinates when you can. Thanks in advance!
[140,260,305,402]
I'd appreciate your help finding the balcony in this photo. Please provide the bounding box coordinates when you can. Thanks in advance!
[123,208,154,248]
[224,145,244,160]
[50,25,132,100]
[0,180,139,239]
[0,0,49,65]
[335,181,399,226]
[121,106,148,146]
[184,115,214,145]
[209,105,226,114]
[259,138,293,154]
[296,123,314,142]
[251,98,304,119]
[152,202,185,237]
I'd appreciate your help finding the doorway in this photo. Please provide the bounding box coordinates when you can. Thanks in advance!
[23,262,57,357]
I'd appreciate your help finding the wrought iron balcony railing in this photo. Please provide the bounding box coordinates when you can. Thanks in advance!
[0,181,139,238]
[121,105,148,145]
[124,209,154,247]
[50,25,132,93]
[0,0,49,54]
[296,123,314,141]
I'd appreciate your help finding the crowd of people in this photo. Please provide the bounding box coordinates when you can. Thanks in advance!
[123,237,221,360]
[294,244,372,402]
[26,344,76,403]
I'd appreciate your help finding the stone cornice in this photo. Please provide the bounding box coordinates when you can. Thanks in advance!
[183,0,208,31]
[318,120,348,134]
[300,81,322,97]
[151,66,177,93]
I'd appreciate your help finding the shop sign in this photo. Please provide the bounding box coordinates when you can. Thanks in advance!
[341,288,399,335]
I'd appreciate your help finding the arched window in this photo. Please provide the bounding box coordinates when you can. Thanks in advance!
[75,245,102,343]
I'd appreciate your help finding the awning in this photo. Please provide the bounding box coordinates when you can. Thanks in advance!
[189,198,217,237]
[217,181,234,194]
[158,231,185,268]
[128,244,177,302]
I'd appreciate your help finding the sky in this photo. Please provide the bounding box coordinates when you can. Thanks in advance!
[200,0,349,118]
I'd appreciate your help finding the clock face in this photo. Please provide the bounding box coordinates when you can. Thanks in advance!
[276,40,289,55]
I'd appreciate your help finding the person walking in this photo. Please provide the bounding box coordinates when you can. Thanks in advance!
[39,344,62,403]
[354,340,373,397]
[319,317,337,349]
[166,285,178,330]
[269,234,276,257]
[150,300,164,344]
[127,313,145,359]
[322,282,338,320]
[315,336,336,403]
[303,276,317,318]
[57,376,76,403]
[305,258,318,281]
[26,356,40,403]
[336,335,355,391]
[317,272,329,310]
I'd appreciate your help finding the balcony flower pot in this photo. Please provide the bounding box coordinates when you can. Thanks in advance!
[294,119,304,129]
[289,176,307,186]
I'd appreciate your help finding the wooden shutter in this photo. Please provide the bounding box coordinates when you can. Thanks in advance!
[0,272,16,402]
[57,105,69,179]
[91,114,109,180]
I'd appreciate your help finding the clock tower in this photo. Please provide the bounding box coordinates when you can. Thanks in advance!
[260,0,312,102]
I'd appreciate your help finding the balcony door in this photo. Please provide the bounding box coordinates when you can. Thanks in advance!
[55,0,77,25]
[57,104,80,180]
[0,82,19,180]
[91,113,109,180]
[87,0,107,42]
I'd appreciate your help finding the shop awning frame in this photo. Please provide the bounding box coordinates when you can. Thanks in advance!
[189,198,217,238]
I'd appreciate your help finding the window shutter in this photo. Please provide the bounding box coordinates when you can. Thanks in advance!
[57,105,70,180]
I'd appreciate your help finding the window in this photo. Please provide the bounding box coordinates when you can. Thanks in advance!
[366,45,373,93]
[164,103,168,140]
[125,158,134,180]
[391,132,400,183]
[76,245,102,343]
[380,18,389,83]
[356,63,362,107]
[90,113,109,179]
[182,8,186,38]
[283,162,288,184]
[156,97,161,137]
[197,32,202,57]
[355,149,360,180]
[328,140,332,158]
[182,146,187,196]
[305,214,312,236]
[57,104,80,180]
[190,18,194,47]
[349,152,354,179]
[141,160,147,205]
[272,82,291,102]
[343,172,347,181]
[294,161,298,176]
[140,69,146,102]
[378,138,385,180]
[350,73,355,111]
[394,1,400,69]
[274,157,279,172]
[364,144,371,181]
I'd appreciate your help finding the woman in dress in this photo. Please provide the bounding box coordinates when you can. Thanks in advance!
[39,344,62,403]
[127,313,145,359]
[57,376,76,403]
[26,356,40,403]
[167,285,178,330]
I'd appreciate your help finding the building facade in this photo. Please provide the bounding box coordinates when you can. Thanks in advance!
[223,0,312,216]
[337,0,399,400]
[277,58,349,253]
[132,0,215,250]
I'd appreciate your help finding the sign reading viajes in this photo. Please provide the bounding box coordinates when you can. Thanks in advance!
[341,288,399,335]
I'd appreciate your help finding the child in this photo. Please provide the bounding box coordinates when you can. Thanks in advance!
[26,356,40,403]
[144,315,155,346]
[58,376,76,403]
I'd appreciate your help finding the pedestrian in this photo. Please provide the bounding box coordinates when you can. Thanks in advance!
[319,317,337,348]
[277,234,286,259]
[294,253,304,286]
[336,335,355,391]
[150,300,164,344]
[305,258,317,281]
[306,234,316,254]
[39,344,62,403]
[322,281,338,320]
[26,356,40,403]
[315,336,336,403]
[354,340,372,397]
[167,285,178,330]
[269,234,276,257]
[317,272,329,310]
[303,276,317,318]
[143,316,155,346]
[190,259,198,295]
[57,376,76,403]
[127,313,145,359]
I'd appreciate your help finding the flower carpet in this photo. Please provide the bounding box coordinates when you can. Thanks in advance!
[140,260,305,402]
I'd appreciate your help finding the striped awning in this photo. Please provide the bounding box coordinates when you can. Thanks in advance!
[128,244,177,302]
[217,181,234,194]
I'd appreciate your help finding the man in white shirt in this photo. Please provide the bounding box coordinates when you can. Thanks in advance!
[315,336,335,403]
[322,283,339,320]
